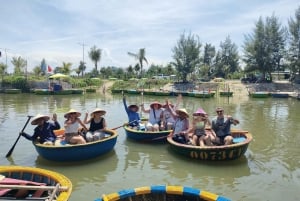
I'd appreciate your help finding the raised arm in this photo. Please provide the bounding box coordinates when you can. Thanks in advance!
[83,111,91,124]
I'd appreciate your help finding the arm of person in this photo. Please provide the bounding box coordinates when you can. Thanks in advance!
[140,104,150,113]
[78,118,88,131]
[83,112,91,124]
[20,132,33,141]
[123,96,130,114]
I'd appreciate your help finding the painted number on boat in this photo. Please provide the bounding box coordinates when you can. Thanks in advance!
[189,148,243,160]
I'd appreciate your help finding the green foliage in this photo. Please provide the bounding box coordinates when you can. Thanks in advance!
[2,76,30,92]
[172,32,202,82]
[89,45,102,71]
[288,6,300,75]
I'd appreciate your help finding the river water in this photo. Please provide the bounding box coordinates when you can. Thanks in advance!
[0,92,299,201]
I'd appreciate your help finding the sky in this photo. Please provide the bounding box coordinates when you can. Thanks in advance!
[0,0,299,73]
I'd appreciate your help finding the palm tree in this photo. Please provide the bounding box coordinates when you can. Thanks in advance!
[128,48,148,78]
[11,56,27,75]
[61,62,72,75]
[78,61,86,77]
[88,46,102,72]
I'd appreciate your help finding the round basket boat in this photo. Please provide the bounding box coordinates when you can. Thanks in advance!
[124,126,172,142]
[0,166,72,201]
[167,129,252,161]
[95,185,230,201]
[33,129,118,162]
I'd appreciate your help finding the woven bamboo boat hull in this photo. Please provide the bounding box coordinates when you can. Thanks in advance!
[124,126,171,142]
[167,130,252,161]
[95,185,230,201]
[33,129,118,162]
[0,166,72,201]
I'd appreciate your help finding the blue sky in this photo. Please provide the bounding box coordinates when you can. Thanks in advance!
[0,0,298,73]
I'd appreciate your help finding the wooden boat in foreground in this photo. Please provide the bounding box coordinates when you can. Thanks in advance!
[0,166,72,201]
[167,129,252,161]
[95,185,231,201]
[33,129,118,162]
[124,126,172,142]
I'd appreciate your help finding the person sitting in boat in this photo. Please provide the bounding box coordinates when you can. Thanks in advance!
[122,95,141,130]
[188,108,213,147]
[160,94,182,131]
[64,109,87,144]
[21,113,61,145]
[141,101,163,132]
[165,103,190,144]
[211,107,239,145]
[84,108,107,142]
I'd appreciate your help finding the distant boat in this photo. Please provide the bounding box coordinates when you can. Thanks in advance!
[124,126,171,142]
[0,166,72,201]
[249,91,270,98]
[96,185,231,201]
[219,91,233,96]
[271,92,289,98]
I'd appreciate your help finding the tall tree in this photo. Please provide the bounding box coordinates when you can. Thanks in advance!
[288,6,300,77]
[128,48,148,78]
[0,62,7,84]
[218,36,240,78]
[78,61,86,77]
[41,58,47,75]
[171,32,202,82]
[88,45,102,72]
[243,15,285,81]
[11,56,27,75]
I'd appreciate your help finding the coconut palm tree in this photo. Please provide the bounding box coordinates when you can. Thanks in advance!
[61,62,72,75]
[11,56,27,75]
[78,61,86,77]
[89,46,102,72]
[128,48,148,78]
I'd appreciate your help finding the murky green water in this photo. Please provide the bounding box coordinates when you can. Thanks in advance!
[0,92,299,201]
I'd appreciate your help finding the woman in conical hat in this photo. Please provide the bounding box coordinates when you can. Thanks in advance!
[141,100,164,132]
[165,105,190,144]
[64,109,87,144]
[20,113,61,145]
[189,108,213,147]
[84,108,107,142]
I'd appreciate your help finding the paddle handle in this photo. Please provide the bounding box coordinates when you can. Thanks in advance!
[0,184,68,191]
[111,120,138,130]
[5,115,32,158]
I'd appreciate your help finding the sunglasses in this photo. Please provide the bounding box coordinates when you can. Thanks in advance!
[216,110,223,113]
[70,112,77,115]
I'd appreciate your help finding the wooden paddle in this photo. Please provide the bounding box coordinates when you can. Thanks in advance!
[111,120,138,130]
[5,115,33,158]
[0,184,68,191]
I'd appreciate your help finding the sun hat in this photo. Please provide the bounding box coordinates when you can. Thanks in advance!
[175,108,189,117]
[193,108,207,116]
[150,101,162,109]
[128,104,139,110]
[64,109,81,118]
[91,108,106,117]
[31,114,50,125]
[215,107,224,112]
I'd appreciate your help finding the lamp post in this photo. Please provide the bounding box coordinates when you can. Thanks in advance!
[78,42,87,64]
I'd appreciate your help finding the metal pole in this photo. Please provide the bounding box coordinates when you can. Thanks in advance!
[78,42,86,64]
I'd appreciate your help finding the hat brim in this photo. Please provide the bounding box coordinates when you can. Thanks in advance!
[64,112,81,118]
[176,110,189,118]
[150,102,162,109]
[31,116,50,125]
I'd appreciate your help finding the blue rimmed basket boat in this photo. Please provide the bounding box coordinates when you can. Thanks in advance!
[270,92,289,98]
[124,126,172,142]
[0,166,72,201]
[33,129,118,162]
[95,185,230,201]
[167,129,252,161]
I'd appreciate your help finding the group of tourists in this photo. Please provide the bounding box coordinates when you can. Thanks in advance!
[20,94,239,147]
[21,108,107,145]
[123,94,240,146]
